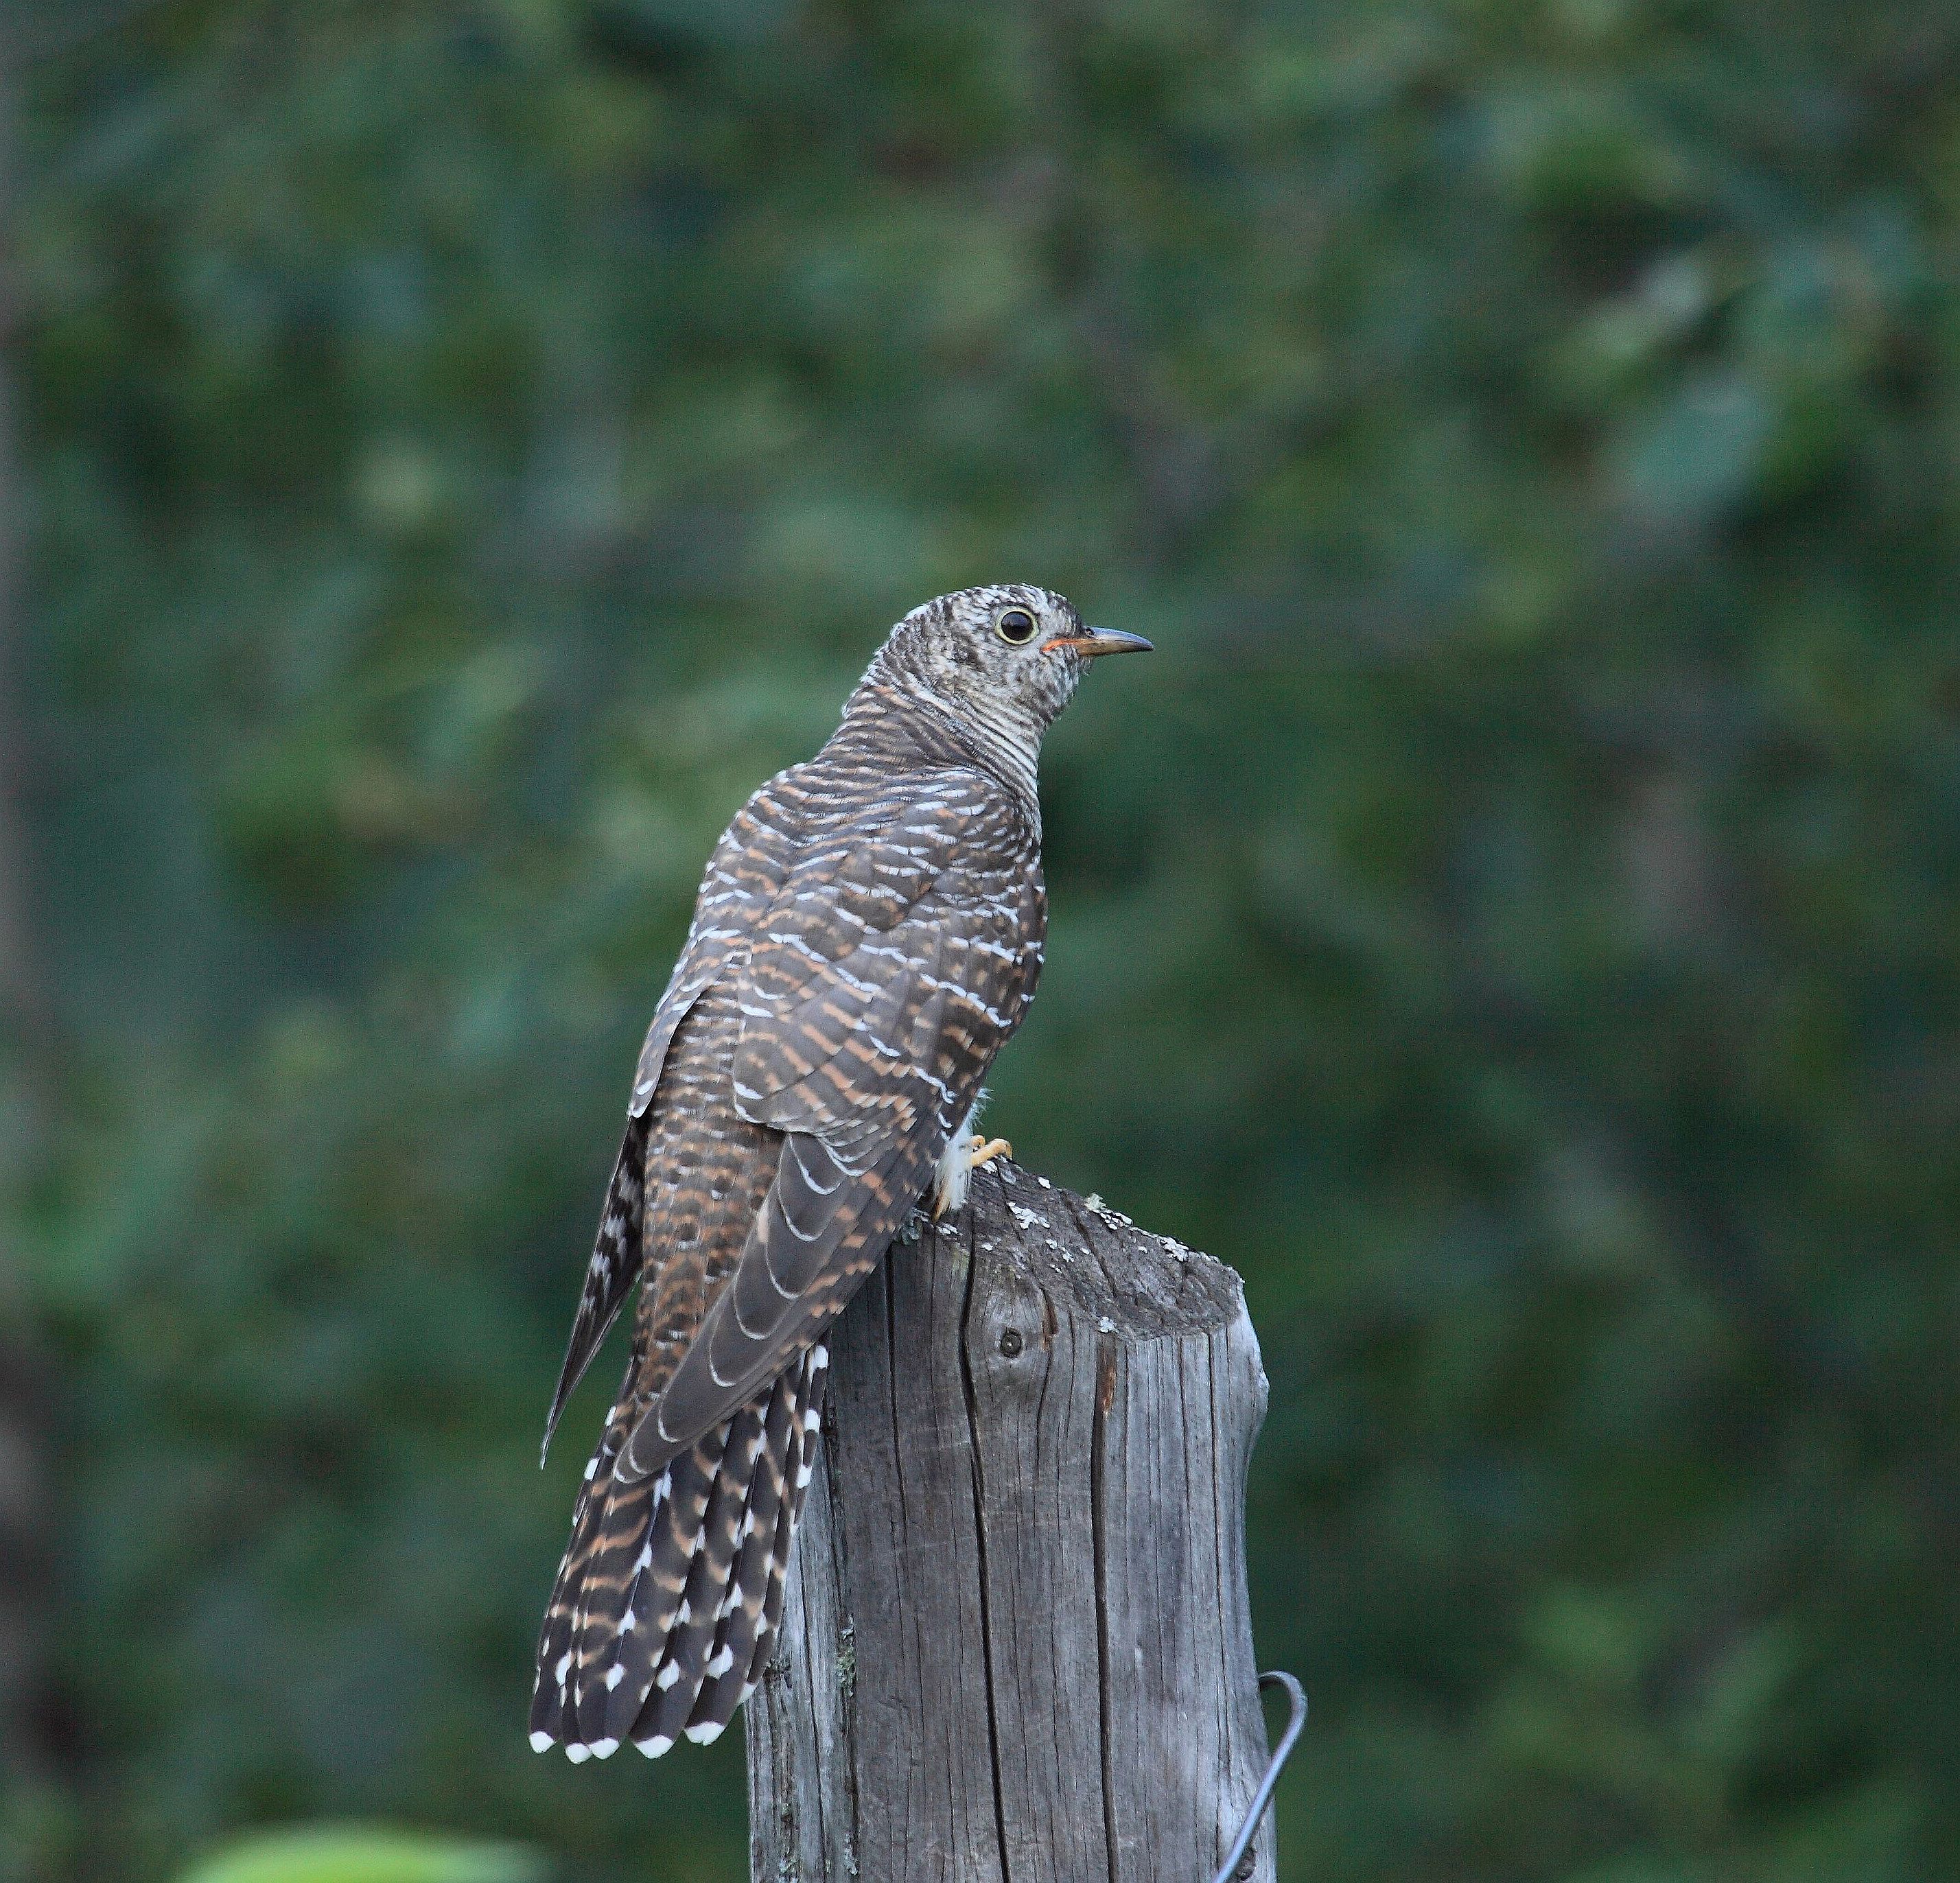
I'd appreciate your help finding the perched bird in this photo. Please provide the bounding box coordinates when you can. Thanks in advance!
[530,585,1151,1760]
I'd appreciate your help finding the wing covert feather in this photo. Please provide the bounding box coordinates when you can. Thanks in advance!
[541,782,796,1456]
[623,769,1042,1469]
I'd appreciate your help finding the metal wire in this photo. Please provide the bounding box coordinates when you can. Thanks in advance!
[1210,1671,1307,1883]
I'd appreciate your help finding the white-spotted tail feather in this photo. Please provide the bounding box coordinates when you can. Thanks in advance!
[533,1348,830,1761]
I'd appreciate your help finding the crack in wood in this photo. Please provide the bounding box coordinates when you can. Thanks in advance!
[957,1216,1016,1883]
[1090,1329,1120,1883]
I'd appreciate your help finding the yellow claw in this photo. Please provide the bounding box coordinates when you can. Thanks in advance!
[930,1134,1015,1219]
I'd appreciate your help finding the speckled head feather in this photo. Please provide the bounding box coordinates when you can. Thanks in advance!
[531,585,1147,1763]
[851,585,1145,821]
[869,583,1086,720]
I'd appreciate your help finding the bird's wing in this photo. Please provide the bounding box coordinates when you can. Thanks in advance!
[540,790,797,1459]
[539,1119,651,1464]
[620,769,1042,1474]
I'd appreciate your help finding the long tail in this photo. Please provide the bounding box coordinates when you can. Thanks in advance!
[529,1343,828,1759]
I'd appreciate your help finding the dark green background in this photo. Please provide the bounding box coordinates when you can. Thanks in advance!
[6,1,1959,1878]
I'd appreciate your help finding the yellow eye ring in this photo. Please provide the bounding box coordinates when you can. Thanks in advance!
[996,607,1038,645]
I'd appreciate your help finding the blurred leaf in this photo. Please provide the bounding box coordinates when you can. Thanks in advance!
[1612,369,1774,524]
[177,1826,540,1883]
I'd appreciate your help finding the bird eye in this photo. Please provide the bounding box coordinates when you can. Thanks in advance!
[996,607,1038,645]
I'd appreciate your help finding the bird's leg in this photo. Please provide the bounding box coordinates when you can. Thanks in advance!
[930,1121,1014,1220]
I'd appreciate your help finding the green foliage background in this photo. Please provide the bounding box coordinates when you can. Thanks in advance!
[7,0,1960,1878]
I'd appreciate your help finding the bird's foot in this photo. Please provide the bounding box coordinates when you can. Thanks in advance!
[931,1132,1014,1219]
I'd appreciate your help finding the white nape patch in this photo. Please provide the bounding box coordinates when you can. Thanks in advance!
[590,1737,619,1759]
[636,1733,674,1758]
[530,1730,555,1754]
[565,1743,592,1764]
[685,1720,726,1746]
[657,1660,681,1690]
[707,1646,736,1679]
[796,1460,813,1488]
[605,1665,626,1690]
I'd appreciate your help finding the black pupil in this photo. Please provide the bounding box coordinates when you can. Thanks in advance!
[1000,609,1036,642]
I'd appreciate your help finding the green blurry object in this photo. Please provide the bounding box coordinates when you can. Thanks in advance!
[178,1828,540,1883]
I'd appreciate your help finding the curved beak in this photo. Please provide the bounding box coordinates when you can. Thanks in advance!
[1042,626,1155,657]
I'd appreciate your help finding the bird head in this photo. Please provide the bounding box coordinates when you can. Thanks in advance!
[870,585,1152,746]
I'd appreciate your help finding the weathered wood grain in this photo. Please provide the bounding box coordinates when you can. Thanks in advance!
[747,1159,1274,1883]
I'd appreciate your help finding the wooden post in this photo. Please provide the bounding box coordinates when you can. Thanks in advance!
[746,1160,1276,1883]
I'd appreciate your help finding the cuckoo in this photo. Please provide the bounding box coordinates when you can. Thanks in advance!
[530,585,1151,1761]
